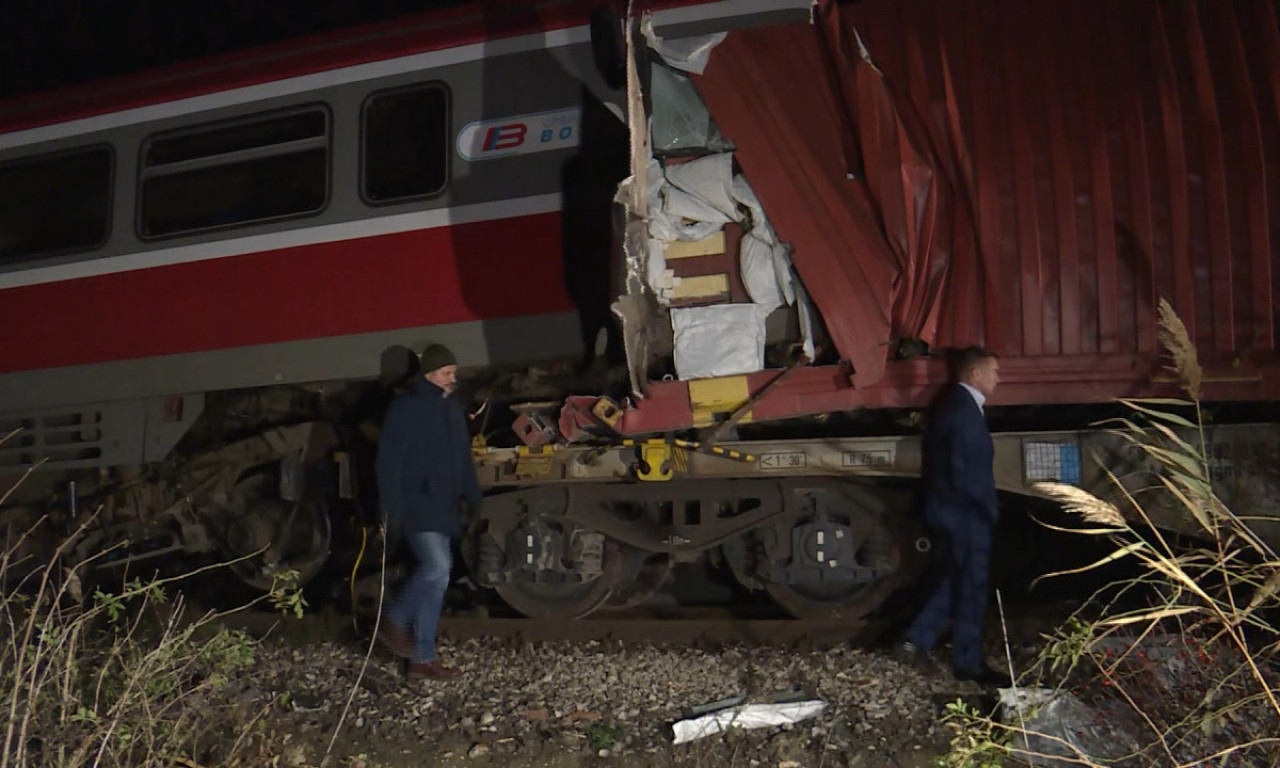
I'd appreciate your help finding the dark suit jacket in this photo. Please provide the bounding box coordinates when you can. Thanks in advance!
[923,383,999,527]
[376,378,481,536]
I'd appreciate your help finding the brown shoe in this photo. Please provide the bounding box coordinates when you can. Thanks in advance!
[375,621,414,659]
[406,660,462,681]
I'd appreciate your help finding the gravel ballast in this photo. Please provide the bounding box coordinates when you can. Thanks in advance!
[236,634,978,767]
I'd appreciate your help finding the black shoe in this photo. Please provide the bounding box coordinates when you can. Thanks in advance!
[954,664,1013,688]
[893,640,936,671]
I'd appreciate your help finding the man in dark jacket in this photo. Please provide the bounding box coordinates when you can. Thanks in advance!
[375,343,480,681]
[898,346,1012,687]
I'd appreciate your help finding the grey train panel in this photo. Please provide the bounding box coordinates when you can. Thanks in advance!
[652,1,810,39]
[0,399,144,474]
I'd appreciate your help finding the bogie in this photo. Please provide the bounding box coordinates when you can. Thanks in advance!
[467,477,914,620]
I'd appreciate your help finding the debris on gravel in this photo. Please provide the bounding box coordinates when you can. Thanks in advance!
[236,634,997,767]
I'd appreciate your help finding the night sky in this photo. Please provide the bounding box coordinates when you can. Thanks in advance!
[0,0,476,99]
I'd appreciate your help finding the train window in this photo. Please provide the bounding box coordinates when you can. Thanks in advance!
[362,83,449,203]
[138,106,329,238]
[0,146,112,265]
[649,60,733,157]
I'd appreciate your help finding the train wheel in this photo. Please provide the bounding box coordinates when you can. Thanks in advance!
[714,480,905,621]
[475,486,620,618]
[603,544,673,609]
[764,575,896,621]
[763,509,902,620]
[226,499,332,591]
[494,575,614,619]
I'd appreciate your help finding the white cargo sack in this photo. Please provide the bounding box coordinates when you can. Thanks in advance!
[671,304,769,380]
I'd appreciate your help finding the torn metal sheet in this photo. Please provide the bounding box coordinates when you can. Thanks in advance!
[641,14,726,75]
[693,13,904,387]
[611,290,661,396]
[613,13,659,396]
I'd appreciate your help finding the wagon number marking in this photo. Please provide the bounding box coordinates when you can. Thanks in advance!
[515,454,554,477]
[759,451,806,470]
[841,449,894,467]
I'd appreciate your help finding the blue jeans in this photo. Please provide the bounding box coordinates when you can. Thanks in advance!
[387,531,452,663]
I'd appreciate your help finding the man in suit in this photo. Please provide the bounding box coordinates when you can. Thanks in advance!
[375,343,480,681]
[897,346,1012,687]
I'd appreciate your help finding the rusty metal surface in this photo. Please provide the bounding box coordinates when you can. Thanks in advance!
[618,354,1280,434]
[694,0,1280,400]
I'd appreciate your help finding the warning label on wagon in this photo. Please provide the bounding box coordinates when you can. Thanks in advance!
[759,451,806,470]
[841,447,895,467]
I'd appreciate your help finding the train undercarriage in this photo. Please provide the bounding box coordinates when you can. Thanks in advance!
[467,477,910,620]
[5,376,1280,622]
[1,420,918,622]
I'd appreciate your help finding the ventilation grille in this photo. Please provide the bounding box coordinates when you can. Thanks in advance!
[0,411,104,470]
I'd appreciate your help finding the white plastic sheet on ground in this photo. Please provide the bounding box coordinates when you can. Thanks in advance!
[671,305,770,380]
[671,700,827,745]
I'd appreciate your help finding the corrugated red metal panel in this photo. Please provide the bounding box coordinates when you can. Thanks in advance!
[687,18,900,388]
[692,0,1280,403]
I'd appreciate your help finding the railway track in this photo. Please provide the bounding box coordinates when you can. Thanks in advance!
[438,611,880,648]
[212,599,1075,653]
[438,598,1073,646]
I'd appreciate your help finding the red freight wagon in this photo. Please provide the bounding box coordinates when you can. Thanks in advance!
[614,0,1280,434]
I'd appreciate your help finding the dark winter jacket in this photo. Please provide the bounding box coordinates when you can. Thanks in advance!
[922,383,999,527]
[376,378,480,536]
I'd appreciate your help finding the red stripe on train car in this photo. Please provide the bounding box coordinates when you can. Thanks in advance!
[0,212,573,373]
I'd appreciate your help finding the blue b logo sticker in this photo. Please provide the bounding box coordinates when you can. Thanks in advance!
[457,108,582,161]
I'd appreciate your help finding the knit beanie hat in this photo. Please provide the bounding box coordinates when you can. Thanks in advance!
[420,343,457,373]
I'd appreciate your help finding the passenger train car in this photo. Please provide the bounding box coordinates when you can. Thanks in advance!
[0,0,816,602]
[0,0,656,474]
